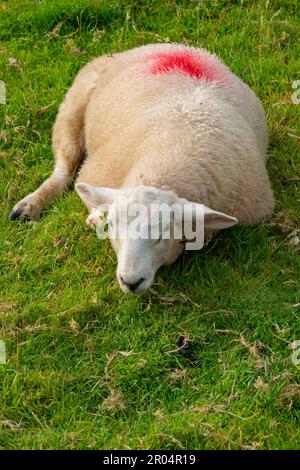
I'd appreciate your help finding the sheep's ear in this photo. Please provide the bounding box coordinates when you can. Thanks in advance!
[180,199,238,230]
[75,183,119,208]
[203,206,238,230]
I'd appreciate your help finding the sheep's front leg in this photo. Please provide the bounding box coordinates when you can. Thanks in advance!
[9,57,106,221]
[9,167,72,220]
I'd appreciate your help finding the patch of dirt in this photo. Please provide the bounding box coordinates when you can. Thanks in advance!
[268,210,296,234]
[102,389,126,413]
[170,368,187,382]
[68,319,80,335]
[0,302,17,315]
[175,335,198,364]
[278,385,300,411]
[254,376,269,394]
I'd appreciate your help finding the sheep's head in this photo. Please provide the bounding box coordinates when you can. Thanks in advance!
[75,183,237,294]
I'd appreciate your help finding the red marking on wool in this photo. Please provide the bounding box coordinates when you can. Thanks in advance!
[148,51,228,84]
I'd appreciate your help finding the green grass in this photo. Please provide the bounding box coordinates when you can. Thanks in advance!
[0,0,300,450]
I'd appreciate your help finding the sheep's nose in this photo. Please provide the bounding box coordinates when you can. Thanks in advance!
[120,276,145,292]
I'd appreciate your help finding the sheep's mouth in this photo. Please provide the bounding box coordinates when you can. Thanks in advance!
[118,276,152,295]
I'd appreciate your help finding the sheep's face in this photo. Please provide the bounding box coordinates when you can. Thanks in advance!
[108,190,186,294]
[75,184,237,294]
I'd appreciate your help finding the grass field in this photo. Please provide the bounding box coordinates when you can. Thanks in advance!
[0,0,299,450]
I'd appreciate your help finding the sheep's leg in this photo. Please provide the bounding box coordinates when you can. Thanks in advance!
[9,59,103,220]
[8,164,75,220]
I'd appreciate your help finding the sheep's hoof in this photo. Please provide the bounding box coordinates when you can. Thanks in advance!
[9,195,41,221]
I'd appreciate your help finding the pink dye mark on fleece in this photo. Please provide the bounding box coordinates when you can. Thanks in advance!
[148,50,230,85]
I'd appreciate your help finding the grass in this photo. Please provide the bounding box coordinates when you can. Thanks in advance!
[0,0,299,450]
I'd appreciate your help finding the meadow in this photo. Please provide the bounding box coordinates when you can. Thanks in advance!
[0,0,299,449]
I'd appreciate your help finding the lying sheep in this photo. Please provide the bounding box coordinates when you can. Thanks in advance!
[9,43,274,294]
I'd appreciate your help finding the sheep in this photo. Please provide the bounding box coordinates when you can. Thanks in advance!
[9,43,274,294]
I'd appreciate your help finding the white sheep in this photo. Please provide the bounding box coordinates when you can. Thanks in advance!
[9,43,274,293]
